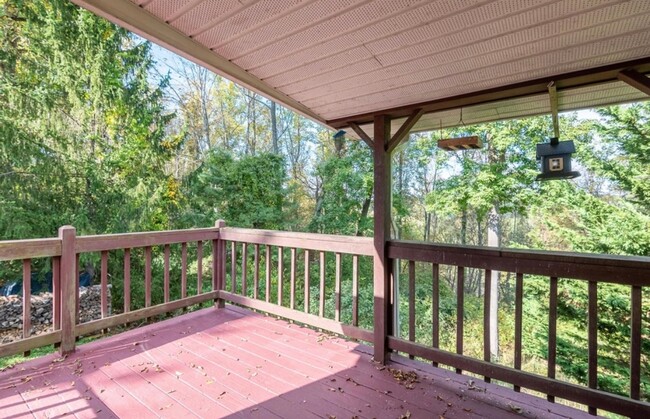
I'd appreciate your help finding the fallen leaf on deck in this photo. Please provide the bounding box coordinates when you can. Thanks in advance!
[100,389,105,393]
[70,381,75,386]
[399,411,411,419]
[508,403,523,414]
[140,367,148,373]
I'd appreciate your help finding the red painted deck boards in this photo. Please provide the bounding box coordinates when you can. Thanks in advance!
[1,306,592,418]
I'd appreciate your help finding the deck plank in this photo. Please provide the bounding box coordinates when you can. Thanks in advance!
[0,306,594,418]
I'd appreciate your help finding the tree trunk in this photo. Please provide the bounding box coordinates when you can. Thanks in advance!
[271,100,278,154]
[488,206,500,360]
[356,191,372,236]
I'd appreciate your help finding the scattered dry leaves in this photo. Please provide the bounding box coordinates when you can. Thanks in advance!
[388,368,419,389]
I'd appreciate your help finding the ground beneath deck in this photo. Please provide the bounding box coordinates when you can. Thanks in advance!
[1,306,590,418]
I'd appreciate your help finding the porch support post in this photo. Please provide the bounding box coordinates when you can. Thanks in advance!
[373,114,392,364]
[59,226,76,355]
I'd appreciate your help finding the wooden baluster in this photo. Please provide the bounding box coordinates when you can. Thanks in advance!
[547,276,558,402]
[278,247,283,306]
[319,252,326,317]
[163,245,170,303]
[52,257,61,332]
[124,249,131,313]
[22,259,31,356]
[304,250,310,313]
[352,255,359,327]
[253,244,260,299]
[196,242,203,295]
[290,248,296,310]
[432,263,439,367]
[456,266,464,374]
[181,243,188,299]
[214,233,224,308]
[101,251,108,317]
[335,253,342,322]
[265,245,271,302]
[231,241,237,293]
[588,280,598,415]
[144,246,152,308]
[631,285,641,400]
[215,219,226,307]
[241,243,247,297]
[408,260,415,360]
[514,272,523,392]
[483,269,492,382]
[75,254,80,326]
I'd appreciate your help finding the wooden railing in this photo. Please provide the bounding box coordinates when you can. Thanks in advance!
[388,240,650,417]
[0,223,223,358]
[217,228,374,342]
[1,227,649,416]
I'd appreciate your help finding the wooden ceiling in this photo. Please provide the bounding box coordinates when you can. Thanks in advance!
[72,0,650,134]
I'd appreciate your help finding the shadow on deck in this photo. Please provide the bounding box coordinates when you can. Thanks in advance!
[0,306,591,418]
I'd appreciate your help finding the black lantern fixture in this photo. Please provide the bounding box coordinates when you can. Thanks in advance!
[536,137,580,180]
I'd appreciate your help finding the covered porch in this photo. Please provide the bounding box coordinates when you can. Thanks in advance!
[2,0,650,417]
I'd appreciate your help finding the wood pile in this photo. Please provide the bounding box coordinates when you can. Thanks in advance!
[0,285,110,344]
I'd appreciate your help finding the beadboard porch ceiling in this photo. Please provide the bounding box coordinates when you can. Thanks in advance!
[70,0,650,136]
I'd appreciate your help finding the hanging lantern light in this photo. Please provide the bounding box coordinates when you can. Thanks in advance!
[535,137,580,180]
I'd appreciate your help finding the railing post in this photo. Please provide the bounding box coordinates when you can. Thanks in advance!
[373,114,392,364]
[214,220,226,308]
[58,226,76,355]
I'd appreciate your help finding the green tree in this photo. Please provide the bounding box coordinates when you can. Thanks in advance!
[184,150,286,229]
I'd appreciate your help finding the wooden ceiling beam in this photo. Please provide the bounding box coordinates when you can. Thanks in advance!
[348,122,374,148]
[327,58,650,129]
[386,108,424,154]
[548,82,560,139]
[617,69,650,96]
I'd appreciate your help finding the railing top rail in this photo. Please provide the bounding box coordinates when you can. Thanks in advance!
[220,228,374,256]
[0,238,61,261]
[389,240,650,284]
[75,227,220,253]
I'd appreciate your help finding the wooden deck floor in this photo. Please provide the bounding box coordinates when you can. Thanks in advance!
[0,306,592,418]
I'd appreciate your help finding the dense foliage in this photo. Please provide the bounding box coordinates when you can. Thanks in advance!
[0,0,648,404]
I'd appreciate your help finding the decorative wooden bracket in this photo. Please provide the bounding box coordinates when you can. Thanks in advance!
[348,122,374,148]
[618,69,650,96]
[386,108,424,154]
[548,81,560,139]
